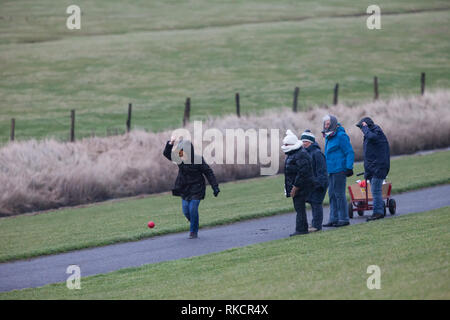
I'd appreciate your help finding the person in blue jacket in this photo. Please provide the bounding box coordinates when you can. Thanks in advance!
[300,130,328,232]
[356,117,390,221]
[321,115,355,228]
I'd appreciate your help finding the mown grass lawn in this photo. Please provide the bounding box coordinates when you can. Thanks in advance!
[1,1,449,142]
[0,150,449,263]
[2,0,449,45]
[1,206,448,300]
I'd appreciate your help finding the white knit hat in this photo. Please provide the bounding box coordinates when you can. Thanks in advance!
[283,129,298,144]
[281,130,302,153]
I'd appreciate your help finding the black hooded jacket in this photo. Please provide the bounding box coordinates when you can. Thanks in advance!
[357,118,390,180]
[163,141,219,200]
[284,147,314,198]
[305,142,328,191]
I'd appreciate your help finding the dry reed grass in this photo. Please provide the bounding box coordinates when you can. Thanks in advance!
[1,90,449,215]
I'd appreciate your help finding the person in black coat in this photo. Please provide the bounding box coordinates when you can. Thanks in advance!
[282,130,315,236]
[163,137,220,238]
[356,117,390,221]
[300,130,328,231]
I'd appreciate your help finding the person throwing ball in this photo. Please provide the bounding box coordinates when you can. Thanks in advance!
[163,137,220,239]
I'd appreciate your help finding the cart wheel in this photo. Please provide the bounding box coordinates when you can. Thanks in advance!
[348,202,353,219]
[383,202,386,216]
[388,198,396,215]
[356,202,364,216]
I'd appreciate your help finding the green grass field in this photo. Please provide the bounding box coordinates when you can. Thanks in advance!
[2,0,449,45]
[1,1,449,142]
[1,206,448,299]
[0,150,449,263]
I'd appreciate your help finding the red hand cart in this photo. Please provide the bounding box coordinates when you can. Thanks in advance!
[347,175,396,218]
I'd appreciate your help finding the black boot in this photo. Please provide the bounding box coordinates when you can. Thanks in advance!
[366,214,384,222]
[290,231,308,237]
[189,232,198,239]
[322,222,337,227]
[334,221,350,227]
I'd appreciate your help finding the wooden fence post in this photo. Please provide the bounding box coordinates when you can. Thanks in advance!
[183,97,191,127]
[10,118,15,142]
[421,72,426,95]
[70,109,75,142]
[374,76,379,100]
[333,83,339,105]
[126,103,132,132]
[235,93,240,117]
[293,87,299,112]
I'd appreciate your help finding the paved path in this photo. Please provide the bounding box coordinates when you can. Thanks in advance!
[0,185,449,292]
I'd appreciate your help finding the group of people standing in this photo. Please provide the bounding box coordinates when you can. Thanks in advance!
[283,115,390,236]
[163,114,390,239]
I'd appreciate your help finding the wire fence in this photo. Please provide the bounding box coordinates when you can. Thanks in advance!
[5,73,427,144]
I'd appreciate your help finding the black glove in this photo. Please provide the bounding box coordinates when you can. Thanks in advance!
[345,169,354,177]
[213,187,220,197]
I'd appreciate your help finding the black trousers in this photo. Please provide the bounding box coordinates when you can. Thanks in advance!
[293,196,309,233]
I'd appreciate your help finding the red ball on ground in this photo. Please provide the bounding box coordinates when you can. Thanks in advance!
[148,221,155,228]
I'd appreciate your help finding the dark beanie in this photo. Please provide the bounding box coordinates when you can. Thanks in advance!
[300,129,315,143]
